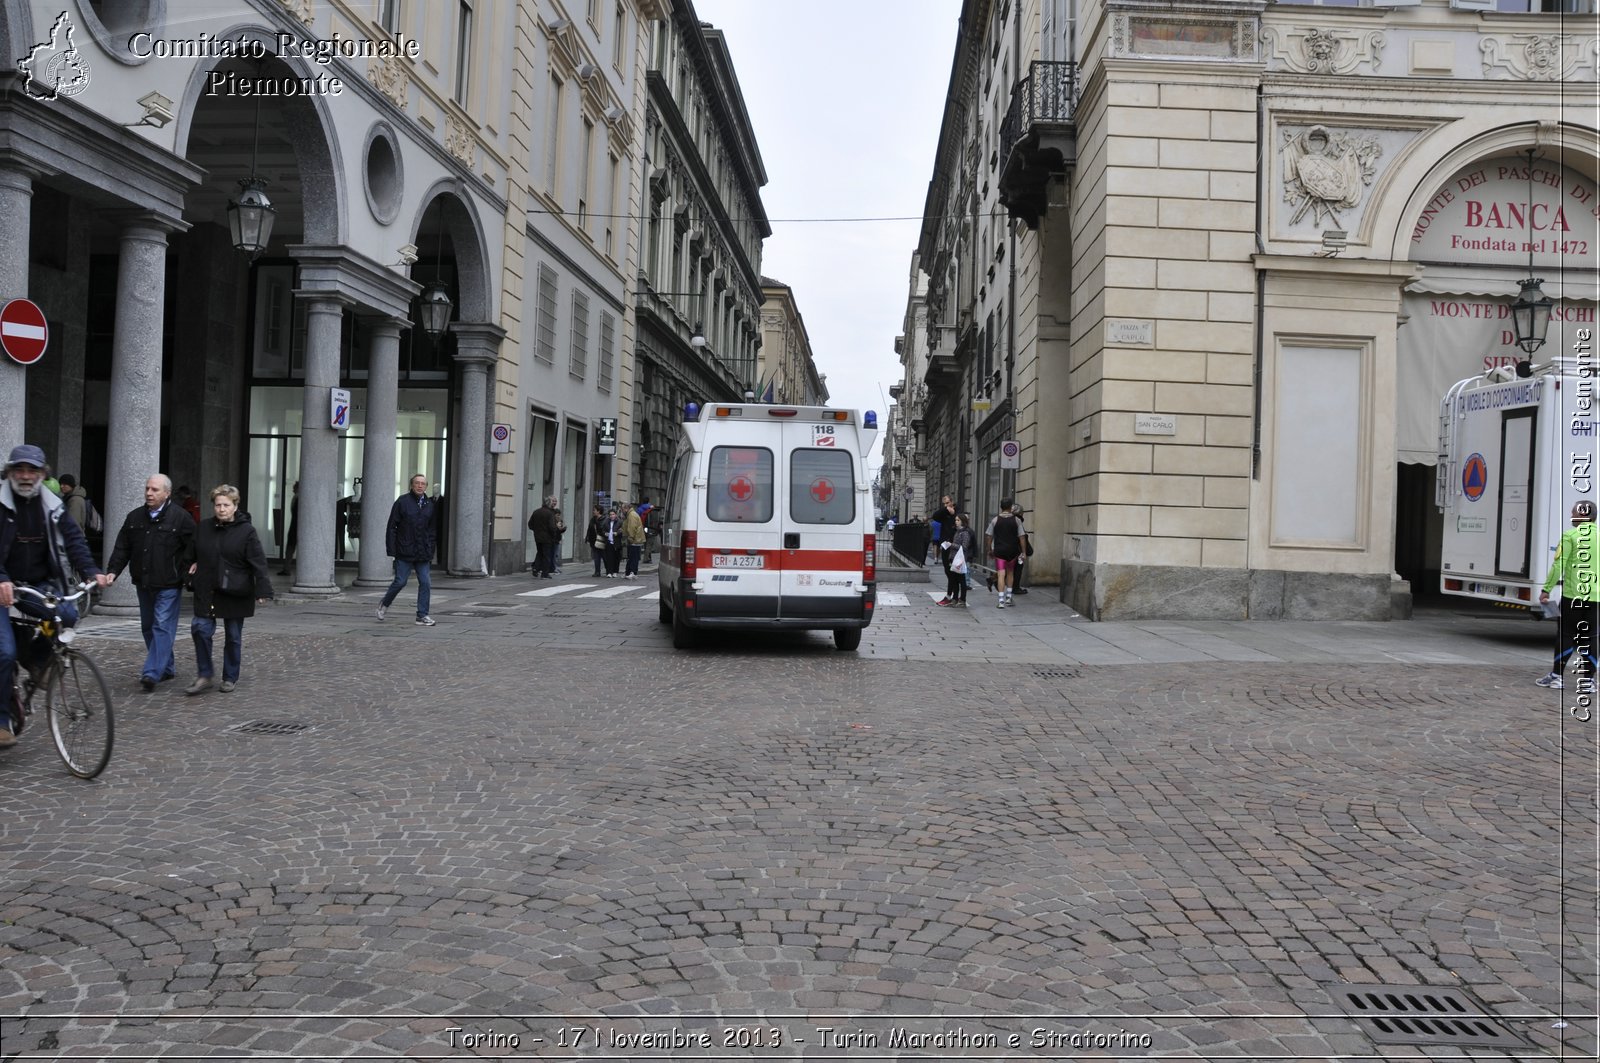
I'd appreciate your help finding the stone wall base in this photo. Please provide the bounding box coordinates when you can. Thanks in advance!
[490,539,524,577]
[1062,561,1393,621]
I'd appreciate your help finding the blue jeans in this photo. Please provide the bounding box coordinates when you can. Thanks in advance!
[2,596,78,728]
[191,616,244,683]
[137,586,181,682]
[381,559,431,619]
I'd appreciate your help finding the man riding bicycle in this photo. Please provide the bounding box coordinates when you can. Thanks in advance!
[0,445,114,747]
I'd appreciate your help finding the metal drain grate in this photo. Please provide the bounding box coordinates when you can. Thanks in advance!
[1335,984,1529,1049]
[226,719,314,737]
[1032,668,1079,680]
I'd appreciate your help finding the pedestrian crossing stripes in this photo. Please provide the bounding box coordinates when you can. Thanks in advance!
[876,592,909,607]
[74,618,145,642]
[518,583,660,601]
[517,583,596,597]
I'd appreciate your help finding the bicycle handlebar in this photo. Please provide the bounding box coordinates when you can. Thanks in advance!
[12,581,96,607]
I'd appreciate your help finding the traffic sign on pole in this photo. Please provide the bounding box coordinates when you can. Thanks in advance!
[0,299,48,365]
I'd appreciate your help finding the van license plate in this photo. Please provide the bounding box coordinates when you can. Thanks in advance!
[712,554,765,568]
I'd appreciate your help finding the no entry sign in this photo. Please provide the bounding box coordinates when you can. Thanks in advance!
[0,299,47,365]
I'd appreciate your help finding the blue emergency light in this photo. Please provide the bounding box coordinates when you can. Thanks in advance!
[864,410,878,429]
[684,402,700,422]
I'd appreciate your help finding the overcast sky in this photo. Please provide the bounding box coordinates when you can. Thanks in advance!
[691,0,964,476]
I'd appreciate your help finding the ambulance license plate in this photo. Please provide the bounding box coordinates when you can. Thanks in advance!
[712,554,765,568]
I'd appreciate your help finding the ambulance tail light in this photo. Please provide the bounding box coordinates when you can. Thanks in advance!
[1516,586,1531,601]
[863,533,875,582]
[1444,578,1464,591]
[681,530,698,579]
[766,408,798,417]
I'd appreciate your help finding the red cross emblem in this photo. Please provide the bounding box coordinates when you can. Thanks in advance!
[810,478,835,504]
[728,476,754,502]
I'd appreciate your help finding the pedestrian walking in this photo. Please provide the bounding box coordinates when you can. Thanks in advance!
[184,485,273,695]
[1010,504,1031,595]
[623,502,646,579]
[1536,499,1598,690]
[585,504,606,576]
[0,446,113,745]
[602,507,622,577]
[106,472,197,690]
[527,496,561,578]
[985,497,1027,608]
[377,473,439,626]
[938,514,976,607]
[552,504,566,573]
[929,494,956,564]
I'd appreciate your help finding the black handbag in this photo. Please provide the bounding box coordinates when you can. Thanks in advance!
[216,561,254,597]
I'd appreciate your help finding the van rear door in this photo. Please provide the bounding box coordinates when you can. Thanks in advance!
[779,419,864,620]
[697,435,780,619]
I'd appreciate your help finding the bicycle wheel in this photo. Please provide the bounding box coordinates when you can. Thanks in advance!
[47,649,114,779]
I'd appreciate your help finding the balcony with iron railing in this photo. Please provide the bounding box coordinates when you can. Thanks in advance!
[998,60,1079,230]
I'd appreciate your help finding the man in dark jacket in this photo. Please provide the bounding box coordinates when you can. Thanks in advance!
[527,496,561,578]
[0,445,113,743]
[378,473,439,626]
[107,472,197,691]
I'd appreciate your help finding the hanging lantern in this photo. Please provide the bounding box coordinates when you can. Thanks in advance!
[227,178,276,254]
[419,283,454,337]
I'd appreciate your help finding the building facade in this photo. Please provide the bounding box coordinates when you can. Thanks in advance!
[887,253,931,524]
[493,0,665,574]
[757,277,827,406]
[625,0,769,511]
[907,0,1597,619]
[0,0,525,607]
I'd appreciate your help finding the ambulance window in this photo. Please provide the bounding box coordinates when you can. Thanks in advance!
[706,446,773,523]
[790,450,855,525]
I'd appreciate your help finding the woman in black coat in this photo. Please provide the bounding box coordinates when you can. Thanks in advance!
[185,484,273,695]
[584,504,606,577]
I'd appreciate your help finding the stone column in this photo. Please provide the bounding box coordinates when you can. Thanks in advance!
[0,163,39,454]
[448,323,506,577]
[290,293,349,598]
[355,317,405,587]
[100,214,181,615]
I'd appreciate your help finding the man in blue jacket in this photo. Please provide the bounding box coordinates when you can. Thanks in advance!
[377,473,439,627]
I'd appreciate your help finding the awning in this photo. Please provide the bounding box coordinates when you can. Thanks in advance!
[1407,265,1600,303]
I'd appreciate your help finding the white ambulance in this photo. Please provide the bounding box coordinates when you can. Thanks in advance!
[1436,357,1596,610]
[657,402,880,650]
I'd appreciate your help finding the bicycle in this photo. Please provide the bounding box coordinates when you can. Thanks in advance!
[8,581,114,779]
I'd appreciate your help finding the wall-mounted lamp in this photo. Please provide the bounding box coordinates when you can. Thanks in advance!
[127,91,174,129]
[690,322,707,348]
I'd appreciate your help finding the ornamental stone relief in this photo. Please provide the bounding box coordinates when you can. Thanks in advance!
[278,0,314,24]
[367,55,407,109]
[1281,125,1382,228]
[541,15,584,76]
[1261,25,1384,75]
[445,113,475,168]
[1480,34,1598,81]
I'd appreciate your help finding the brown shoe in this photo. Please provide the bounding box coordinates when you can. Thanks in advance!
[184,677,213,696]
[0,726,15,748]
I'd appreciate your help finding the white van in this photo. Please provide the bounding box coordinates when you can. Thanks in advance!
[657,402,880,650]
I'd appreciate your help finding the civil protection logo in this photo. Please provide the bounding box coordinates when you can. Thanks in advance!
[18,12,91,101]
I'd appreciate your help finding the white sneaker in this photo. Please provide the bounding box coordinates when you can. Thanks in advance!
[375,604,387,621]
[415,615,436,627]
[1534,672,1563,689]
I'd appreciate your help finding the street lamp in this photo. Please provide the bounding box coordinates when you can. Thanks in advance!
[1510,148,1554,376]
[419,284,453,337]
[691,321,707,348]
[227,85,275,254]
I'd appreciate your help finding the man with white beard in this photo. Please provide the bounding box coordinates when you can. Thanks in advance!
[0,445,113,746]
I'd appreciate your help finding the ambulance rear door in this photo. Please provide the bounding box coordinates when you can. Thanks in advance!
[697,431,780,619]
[779,418,865,620]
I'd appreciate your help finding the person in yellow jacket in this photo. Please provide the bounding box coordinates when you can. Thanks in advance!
[1537,499,1598,690]
[622,502,647,580]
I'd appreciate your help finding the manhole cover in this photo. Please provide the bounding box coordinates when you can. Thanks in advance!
[1032,668,1079,680]
[1335,984,1529,1049]
[226,720,314,737]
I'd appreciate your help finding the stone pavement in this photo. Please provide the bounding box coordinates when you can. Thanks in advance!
[0,571,1594,1060]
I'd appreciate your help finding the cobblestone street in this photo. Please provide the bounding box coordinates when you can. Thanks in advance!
[1,575,1595,1059]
